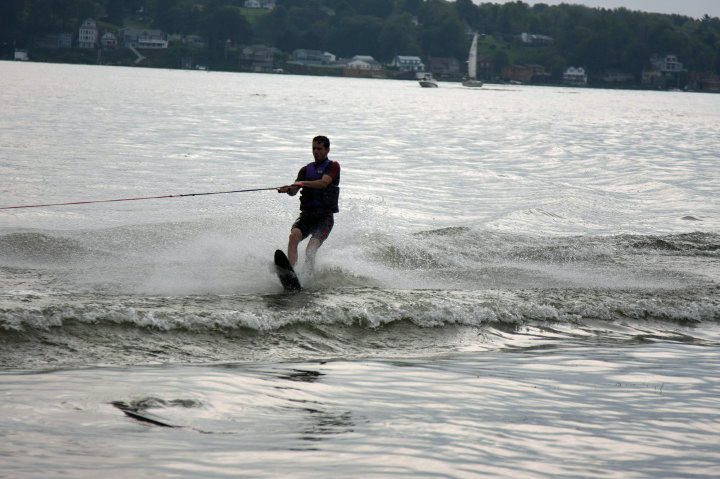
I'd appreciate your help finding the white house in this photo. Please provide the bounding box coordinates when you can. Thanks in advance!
[390,55,424,72]
[292,49,327,64]
[120,28,168,49]
[521,32,554,46]
[346,55,382,70]
[563,66,587,86]
[642,54,684,87]
[14,49,29,61]
[244,0,275,9]
[651,54,683,73]
[78,18,98,49]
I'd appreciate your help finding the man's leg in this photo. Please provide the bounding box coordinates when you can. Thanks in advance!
[287,228,303,267]
[304,237,323,275]
[304,215,333,275]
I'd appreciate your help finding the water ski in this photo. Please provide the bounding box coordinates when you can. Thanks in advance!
[274,249,302,291]
[112,402,177,428]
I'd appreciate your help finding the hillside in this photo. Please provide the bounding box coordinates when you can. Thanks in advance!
[3,0,719,88]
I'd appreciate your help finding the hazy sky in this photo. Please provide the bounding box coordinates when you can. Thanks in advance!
[494,1,720,19]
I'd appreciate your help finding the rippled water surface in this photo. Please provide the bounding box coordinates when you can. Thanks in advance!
[4,345,720,478]
[1,61,719,477]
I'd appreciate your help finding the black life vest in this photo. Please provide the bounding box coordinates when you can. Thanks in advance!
[299,159,340,213]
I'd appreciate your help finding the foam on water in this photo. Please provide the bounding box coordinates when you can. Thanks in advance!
[1,220,718,292]
[2,221,719,369]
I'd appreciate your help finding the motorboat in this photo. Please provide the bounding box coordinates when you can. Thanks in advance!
[419,74,439,88]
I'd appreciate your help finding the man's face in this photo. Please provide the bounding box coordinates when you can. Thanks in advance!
[312,141,329,162]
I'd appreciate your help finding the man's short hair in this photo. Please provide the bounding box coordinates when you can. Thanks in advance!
[313,135,330,149]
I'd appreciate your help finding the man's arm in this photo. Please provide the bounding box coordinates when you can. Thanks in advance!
[298,162,339,189]
[277,167,306,195]
[294,174,333,189]
[278,163,338,193]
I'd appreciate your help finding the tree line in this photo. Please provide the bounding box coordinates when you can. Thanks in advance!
[3,0,720,77]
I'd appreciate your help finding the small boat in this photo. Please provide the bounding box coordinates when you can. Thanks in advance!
[462,33,483,88]
[418,74,438,88]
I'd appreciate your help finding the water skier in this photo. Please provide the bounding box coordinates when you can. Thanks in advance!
[277,135,340,274]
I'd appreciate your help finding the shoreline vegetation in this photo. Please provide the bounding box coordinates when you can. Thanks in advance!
[4,0,720,92]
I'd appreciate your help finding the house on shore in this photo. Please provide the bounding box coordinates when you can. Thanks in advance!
[427,57,461,79]
[651,54,683,73]
[476,54,493,80]
[642,54,684,88]
[502,64,550,84]
[240,45,282,72]
[292,49,331,65]
[101,33,118,49]
[389,55,425,72]
[520,33,554,46]
[120,28,168,49]
[342,55,385,78]
[688,72,720,92]
[14,49,29,61]
[243,0,275,9]
[563,66,587,86]
[78,18,98,49]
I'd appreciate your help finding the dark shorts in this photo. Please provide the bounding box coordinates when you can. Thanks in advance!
[292,213,334,242]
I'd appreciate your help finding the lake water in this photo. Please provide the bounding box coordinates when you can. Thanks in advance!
[1,61,719,478]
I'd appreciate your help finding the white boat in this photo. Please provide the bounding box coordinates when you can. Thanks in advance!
[418,74,438,88]
[462,33,484,88]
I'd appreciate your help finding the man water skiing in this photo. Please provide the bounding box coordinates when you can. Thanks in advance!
[277,135,340,275]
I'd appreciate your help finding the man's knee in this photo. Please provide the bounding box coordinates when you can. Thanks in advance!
[307,237,323,249]
[289,228,303,244]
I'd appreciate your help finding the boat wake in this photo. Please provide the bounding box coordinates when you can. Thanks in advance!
[1,224,718,369]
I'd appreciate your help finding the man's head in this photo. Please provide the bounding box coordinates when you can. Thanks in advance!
[312,135,330,163]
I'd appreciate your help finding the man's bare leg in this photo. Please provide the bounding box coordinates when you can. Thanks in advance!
[287,228,303,267]
[305,237,323,275]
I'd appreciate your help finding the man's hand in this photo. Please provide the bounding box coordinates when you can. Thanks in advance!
[277,183,303,195]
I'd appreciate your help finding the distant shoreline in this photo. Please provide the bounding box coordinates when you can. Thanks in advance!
[7,57,715,94]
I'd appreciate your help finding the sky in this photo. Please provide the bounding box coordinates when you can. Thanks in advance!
[494,0,720,19]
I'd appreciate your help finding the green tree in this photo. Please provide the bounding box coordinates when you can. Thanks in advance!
[0,0,26,47]
[347,0,393,18]
[255,5,290,45]
[378,13,420,59]
[496,0,534,35]
[298,19,330,49]
[327,15,383,57]
[455,0,478,29]
[106,0,124,25]
[201,5,252,51]
[151,0,175,30]
[492,48,508,75]
[395,0,422,16]
[418,0,465,58]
